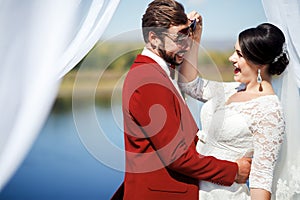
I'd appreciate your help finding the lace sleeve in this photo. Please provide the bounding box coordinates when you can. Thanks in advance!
[178,77,240,102]
[248,98,285,193]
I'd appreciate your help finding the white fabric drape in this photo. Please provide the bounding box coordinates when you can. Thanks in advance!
[0,0,119,191]
[262,0,300,199]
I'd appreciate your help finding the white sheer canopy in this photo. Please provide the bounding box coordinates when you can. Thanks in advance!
[262,0,300,199]
[0,0,119,191]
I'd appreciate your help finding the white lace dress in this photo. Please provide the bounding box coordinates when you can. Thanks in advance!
[179,77,285,200]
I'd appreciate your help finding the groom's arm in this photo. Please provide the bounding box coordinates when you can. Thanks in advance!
[129,83,248,186]
[167,142,239,186]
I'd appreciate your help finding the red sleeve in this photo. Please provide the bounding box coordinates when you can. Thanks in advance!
[129,83,237,186]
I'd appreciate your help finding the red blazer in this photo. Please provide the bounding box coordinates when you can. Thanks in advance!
[112,55,238,200]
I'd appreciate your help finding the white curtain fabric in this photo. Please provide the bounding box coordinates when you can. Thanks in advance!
[262,0,300,199]
[0,0,119,191]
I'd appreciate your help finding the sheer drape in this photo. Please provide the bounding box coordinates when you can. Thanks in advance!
[0,0,119,191]
[262,0,300,199]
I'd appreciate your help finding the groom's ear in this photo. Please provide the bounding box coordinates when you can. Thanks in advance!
[148,31,160,48]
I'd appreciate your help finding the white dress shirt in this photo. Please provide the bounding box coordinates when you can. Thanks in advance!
[141,47,184,101]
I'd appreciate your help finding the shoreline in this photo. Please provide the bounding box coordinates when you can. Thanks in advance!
[54,64,234,111]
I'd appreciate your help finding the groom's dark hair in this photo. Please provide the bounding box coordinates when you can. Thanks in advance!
[141,0,188,43]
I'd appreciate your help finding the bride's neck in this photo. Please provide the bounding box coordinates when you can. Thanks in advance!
[245,80,274,94]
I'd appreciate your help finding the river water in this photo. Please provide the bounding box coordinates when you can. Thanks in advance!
[0,105,124,200]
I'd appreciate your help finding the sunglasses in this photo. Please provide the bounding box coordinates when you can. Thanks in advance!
[161,20,197,44]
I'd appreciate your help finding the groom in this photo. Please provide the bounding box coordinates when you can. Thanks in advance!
[111,0,251,199]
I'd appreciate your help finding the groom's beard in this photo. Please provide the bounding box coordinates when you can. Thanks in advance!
[158,45,182,66]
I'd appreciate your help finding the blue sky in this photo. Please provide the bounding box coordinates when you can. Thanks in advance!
[103,0,267,43]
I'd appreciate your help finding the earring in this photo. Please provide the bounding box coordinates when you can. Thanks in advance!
[257,69,263,92]
[257,69,262,83]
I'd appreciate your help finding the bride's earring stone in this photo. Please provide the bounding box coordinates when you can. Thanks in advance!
[257,69,263,92]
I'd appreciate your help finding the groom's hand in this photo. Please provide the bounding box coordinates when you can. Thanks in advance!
[235,157,252,183]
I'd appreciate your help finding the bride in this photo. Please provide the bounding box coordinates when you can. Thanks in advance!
[179,13,289,200]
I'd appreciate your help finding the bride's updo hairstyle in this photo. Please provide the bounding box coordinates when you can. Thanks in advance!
[238,23,289,75]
